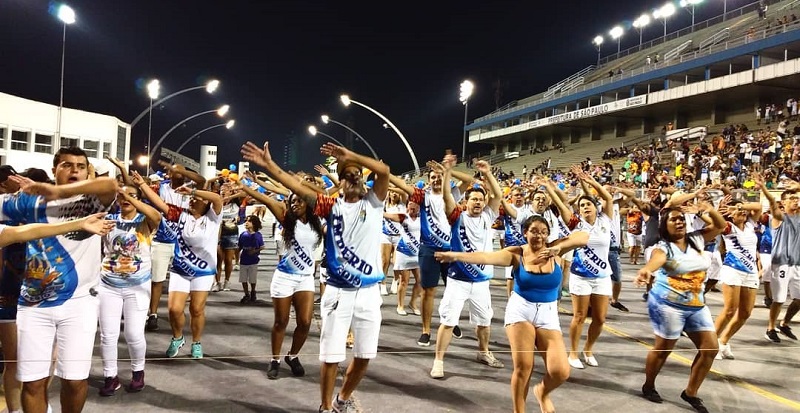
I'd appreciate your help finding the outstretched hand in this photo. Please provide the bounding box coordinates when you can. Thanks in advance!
[241,142,274,168]
[320,142,353,162]
[10,176,61,201]
[81,213,117,236]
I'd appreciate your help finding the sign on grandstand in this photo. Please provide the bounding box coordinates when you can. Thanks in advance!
[525,95,647,129]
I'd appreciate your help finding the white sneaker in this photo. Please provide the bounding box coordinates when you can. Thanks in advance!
[234,263,240,271]
[379,283,388,296]
[477,351,504,368]
[582,352,599,367]
[430,359,444,378]
[222,281,231,291]
[396,307,408,316]
[211,282,220,292]
[390,279,398,294]
[719,341,735,359]
[568,357,585,369]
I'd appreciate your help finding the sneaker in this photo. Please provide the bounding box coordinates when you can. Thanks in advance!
[430,359,444,379]
[641,385,663,403]
[452,325,463,339]
[779,324,798,340]
[314,297,321,305]
[642,292,649,301]
[128,370,145,392]
[250,291,257,302]
[719,341,735,359]
[240,294,250,304]
[267,359,280,379]
[145,314,159,332]
[99,376,120,397]
[417,333,431,347]
[610,301,629,312]
[284,355,305,377]
[765,329,781,343]
[390,279,398,294]
[681,390,710,413]
[332,393,357,413]
[191,342,203,359]
[166,336,185,358]
[477,351,504,368]
[379,283,388,296]
[222,281,231,291]
[234,263,240,271]
[211,282,220,292]
[764,296,773,308]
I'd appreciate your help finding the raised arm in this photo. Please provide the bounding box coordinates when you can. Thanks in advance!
[116,187,162,232]
[241,141,320,209]
[320,142,390,202]
[239,181,288,225]
[130,171,170,215]
[175,186,222,215]
[573,166,613,217]
[107,156,132,186]
[158,160,207,189]
[754,172,784,222]
[450,168,476,195]
[537,177,573,222]
[249,173,291,197]
[474,160,502,214]
[0,213,115,247]
[437,159,457,216]
[314,164,340,188]
[698,201,726,242]
[388,174,415,196]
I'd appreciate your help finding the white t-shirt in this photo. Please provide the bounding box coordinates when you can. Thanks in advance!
[412,187,461,250]
[170,206,222,278]
[447,207,498,282]
[276,218,322,276]
[570,214,613,278]
[318,190,385,288]
[382,203,406,237]
[721,221,759,274]
[1,193,110,307]
[396,215,421,258]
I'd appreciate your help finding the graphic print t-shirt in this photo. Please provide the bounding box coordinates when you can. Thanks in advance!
[168,206,221,278]
[101,212,156,288]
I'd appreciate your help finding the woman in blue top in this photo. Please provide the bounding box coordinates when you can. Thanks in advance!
[635,203,725,413]
[436,215,588,413]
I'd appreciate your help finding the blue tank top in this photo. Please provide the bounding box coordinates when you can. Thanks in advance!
[512,256,562,303]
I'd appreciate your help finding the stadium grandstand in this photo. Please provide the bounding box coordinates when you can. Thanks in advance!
[438,0,800,182]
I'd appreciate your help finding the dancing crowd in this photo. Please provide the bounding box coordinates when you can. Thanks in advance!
[0,139,797,413]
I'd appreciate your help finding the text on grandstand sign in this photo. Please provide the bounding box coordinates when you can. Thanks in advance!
[526,96,647,129]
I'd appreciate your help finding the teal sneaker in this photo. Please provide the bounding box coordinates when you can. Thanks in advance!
[191,342,203,359]
[166,336,185,358]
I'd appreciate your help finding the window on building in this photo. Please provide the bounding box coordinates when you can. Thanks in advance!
[11,130,29,151]
[116,126,127,161]
[83,140,99,158]
[103,142,112,159]
[0,127,5,149]
[34,134,53,154]
[60,137,79,149]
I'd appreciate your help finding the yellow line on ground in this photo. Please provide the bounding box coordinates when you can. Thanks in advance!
[602,324,800,411]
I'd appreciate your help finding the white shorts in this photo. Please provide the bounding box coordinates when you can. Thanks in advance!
[504,293,560,331]
[770,265,800,303]
[276,238,286,256]
[151,241,175,283]
[706,250,722,281]
[17,295,99,382]
[313,242,324,262]
[239,264,259,284]
[319,266,328,284]
[270,269,315,298]
[504,265,513,280]
[626,233,643,247]
[381,234,400,246]
[394,252,419,271]
[761,254,773,283]
[438,278,493,327]
[720,266,759,289]
[168,273,215,293]
[569,273,612,296]
[319,284,382,363]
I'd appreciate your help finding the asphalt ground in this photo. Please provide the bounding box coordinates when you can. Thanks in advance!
[2,235,799,413]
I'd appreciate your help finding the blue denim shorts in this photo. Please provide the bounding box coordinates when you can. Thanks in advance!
[647,295,714,340]
[608,249,622,283]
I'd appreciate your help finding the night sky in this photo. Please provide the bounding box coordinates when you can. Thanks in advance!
[0,0,735,175]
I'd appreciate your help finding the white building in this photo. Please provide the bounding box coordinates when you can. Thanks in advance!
[0,92,130,176]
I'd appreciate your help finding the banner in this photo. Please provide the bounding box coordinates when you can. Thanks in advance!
[525,95,647,130]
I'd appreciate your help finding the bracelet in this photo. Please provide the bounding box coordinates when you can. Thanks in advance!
[191,189,197,197]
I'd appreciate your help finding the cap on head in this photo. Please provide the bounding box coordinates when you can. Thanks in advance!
[336,160,361,177]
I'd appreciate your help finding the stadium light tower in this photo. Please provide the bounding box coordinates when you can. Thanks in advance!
[653,2,676,37]
[609,26,624,53]
[593,35,604,65]
[633,14,651,45]
[680,0,704,27]
[55,4,76,148]
[459,80,474,161]
[308,126,347,148]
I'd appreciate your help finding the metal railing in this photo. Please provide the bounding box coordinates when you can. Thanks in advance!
[544,65,595,98]
[699,27,731,50]
[472,18,800,126]
[664,40,693,62]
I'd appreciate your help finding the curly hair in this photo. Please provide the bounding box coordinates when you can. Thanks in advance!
[282,193,324,247]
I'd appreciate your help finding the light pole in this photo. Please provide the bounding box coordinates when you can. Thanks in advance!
[145,79,160,174]
[610,26,624,54]
[129,79,220,129]
[308,126,347,148]
[320,115,379,159]
[176,120,235,154]
[55,4,75,148]
[593,35,603,65]
[148,104,230,161]
[680,0,704,28]
[633,14,651,46]
[653,2,676,37]
[340,95,420,175]
[459,80,474,162]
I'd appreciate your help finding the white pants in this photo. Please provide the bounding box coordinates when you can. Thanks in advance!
[438,278,493,327]
[99,281,150,377]
[17,295,99,382]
